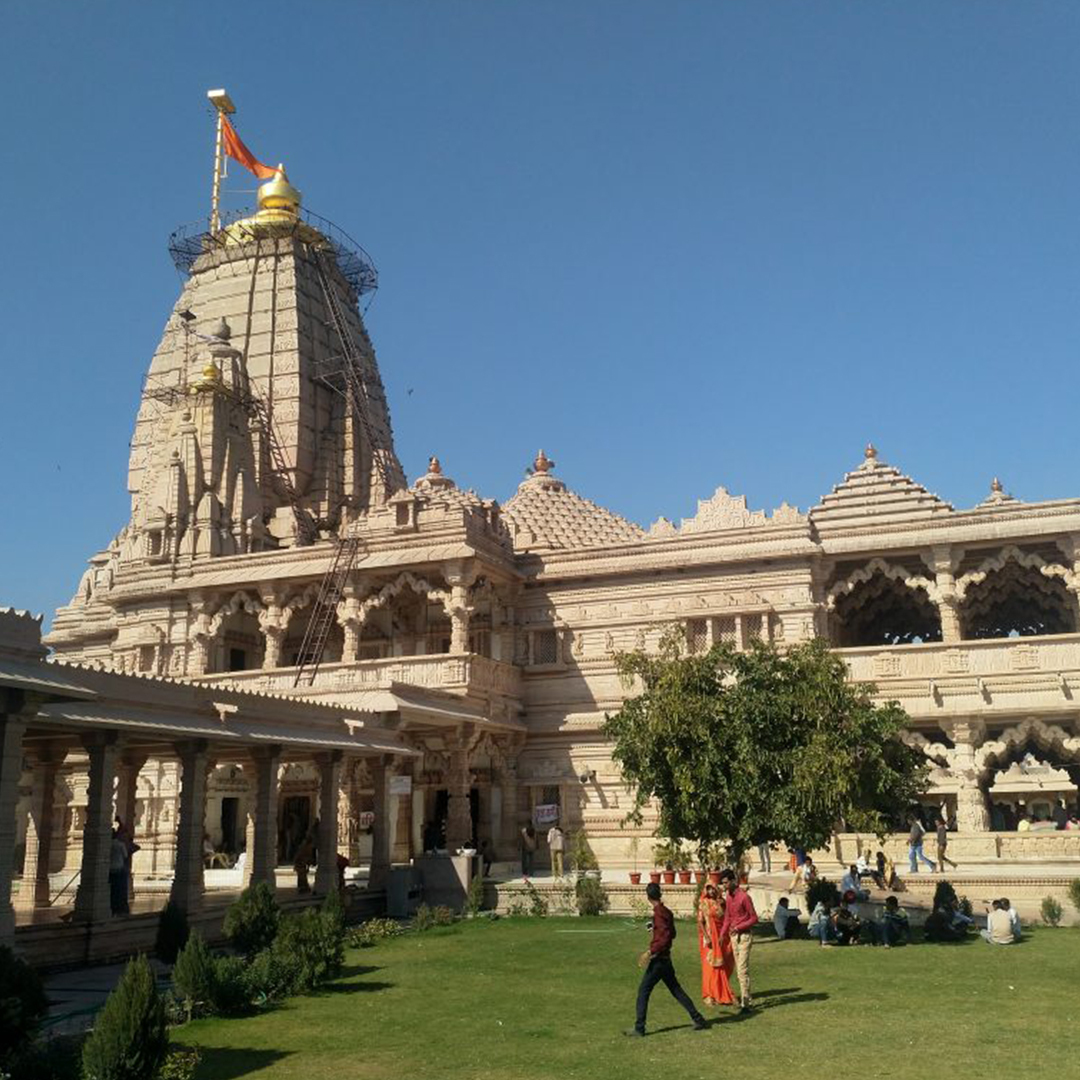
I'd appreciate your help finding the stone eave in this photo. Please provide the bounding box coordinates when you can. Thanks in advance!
[817,498,1080,556]
[516,524,820,583]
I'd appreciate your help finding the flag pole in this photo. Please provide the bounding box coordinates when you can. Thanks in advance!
[207,89,235,233]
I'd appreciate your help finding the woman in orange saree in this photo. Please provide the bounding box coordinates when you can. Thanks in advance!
[697,884,736,1006]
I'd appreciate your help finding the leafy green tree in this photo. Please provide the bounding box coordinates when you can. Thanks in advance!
[603,634,927,861]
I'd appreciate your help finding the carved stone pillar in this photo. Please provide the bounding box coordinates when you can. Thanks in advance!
[0,702,31,940]
[244,746,281,890]
[368,757,392,890]
[445,738,473,850]
[338,590,363,664]
[314,752,344,894]
[116,751,146,903]
[930,545,962,643]
[942,718,989,832]
[170,740,210,914]
[258,589,290,670]
[73,731,121,924]
[16,745,62,912]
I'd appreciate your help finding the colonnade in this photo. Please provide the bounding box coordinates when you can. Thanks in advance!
[0,696,398,947]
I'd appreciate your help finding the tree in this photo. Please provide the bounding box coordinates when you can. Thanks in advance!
[603,633,928,861]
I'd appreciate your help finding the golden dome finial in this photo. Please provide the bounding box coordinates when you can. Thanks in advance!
[256,165,302,217]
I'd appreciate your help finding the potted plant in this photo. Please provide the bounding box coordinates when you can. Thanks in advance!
[649,869,662,884]
[653,840,677,885]
[704,841,724,884]
[571,828,600,879]
[628,836,641,884]
[672,842,692,885]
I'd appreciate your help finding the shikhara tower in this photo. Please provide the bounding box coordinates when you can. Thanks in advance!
[40,98,1080,901]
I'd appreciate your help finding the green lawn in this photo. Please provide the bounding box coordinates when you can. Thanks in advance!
[177,918,1080,1080]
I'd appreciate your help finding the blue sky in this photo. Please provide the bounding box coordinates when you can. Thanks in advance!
[2,2,1078,622]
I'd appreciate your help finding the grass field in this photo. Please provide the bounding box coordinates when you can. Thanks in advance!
[177,917,1080,1080]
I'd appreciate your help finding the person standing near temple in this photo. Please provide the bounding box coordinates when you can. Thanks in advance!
[547,823,565,877]
[935,817,958,872]
[719,868,758,1012]
[520,824,537,877]
[626,882,707,1036]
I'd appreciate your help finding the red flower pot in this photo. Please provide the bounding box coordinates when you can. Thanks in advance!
[677,871,692,885]
[693,870,705,883]
[649,871,662,884]
[629,872,642,884]
[662,870,676,885]
[738,873,749,886]
[707,871,721,885]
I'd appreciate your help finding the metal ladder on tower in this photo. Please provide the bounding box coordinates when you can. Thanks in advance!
[292,248,400,687]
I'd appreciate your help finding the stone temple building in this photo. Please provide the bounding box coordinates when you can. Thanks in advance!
[5,152,1080,953]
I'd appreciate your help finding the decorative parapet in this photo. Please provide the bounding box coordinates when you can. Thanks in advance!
[0,608,46,661]
[648,487,805,537]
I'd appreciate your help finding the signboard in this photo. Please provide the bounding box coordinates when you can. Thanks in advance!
[533,803,560,827]
[357,811,376,829]
[389,775,413,797]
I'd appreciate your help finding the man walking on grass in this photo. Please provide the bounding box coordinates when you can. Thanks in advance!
[626,882,707,1037]
[719,868,758,1012]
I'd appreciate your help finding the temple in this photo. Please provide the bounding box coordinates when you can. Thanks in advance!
[4,114,1080,959]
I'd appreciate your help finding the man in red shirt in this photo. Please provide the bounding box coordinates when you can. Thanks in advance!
[719,868,758,1012]
[626,882,707,1036]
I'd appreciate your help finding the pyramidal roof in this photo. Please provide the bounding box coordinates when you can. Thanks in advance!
[502,451,646,553]
[810,444,953,530]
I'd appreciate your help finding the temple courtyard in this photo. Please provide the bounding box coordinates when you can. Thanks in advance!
[166,916,1079,1080]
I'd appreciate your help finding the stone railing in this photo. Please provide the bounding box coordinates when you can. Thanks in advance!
[826,831,1080,868]
[835,633,1080,716]
[195,652,522,700]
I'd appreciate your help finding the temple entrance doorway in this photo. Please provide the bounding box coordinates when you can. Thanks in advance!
[279,795,311,864]
[220,797,240,855]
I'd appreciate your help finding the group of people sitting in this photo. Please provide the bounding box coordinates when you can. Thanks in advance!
[799,892,912,947]
[774,882,1023,947]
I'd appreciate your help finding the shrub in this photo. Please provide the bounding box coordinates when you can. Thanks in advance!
[4,1034,82,1080]
[465,874,486,916]
[171,933,216,1019]
[932,880,959,912]
[575,875,609,916]
[1068,878,1080,916]
[1041,896,1063,927]
[523,879,549,917]
[806,877,840,913]
[0,945,48,1066]
[244,947,300,1006]
[570,830,599,873]
[347,918,404,948]
[271,908,343,994]
[210,956,250,1016]
[223,882,280,957]
[412,904,457,931]
[81,954,167,1080]
[156,1049,201,1080]
[321,886,345,938]
[154,901,189,965]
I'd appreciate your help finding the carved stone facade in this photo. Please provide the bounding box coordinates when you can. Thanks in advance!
[30,179,1080,879]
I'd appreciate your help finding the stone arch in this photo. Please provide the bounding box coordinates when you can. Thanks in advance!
[973,718,1080,780]
[829,563,942,646]
[956,548,1076,639]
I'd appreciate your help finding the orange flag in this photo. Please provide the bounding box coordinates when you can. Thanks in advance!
[221,115,277,180]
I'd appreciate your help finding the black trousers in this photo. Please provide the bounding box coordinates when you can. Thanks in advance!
[635,953,704,1032]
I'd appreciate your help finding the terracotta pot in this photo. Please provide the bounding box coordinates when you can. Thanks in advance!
[629,872,642,884]
[677,871,692,885]
[738,873,749,886]
[693,870,706,883]
[649,871,662,884]
[662,870,676,885]
[707,871,721,885]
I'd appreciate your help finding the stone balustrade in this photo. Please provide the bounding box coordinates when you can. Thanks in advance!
[836,633,1080,717]
[195,652,522,702]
